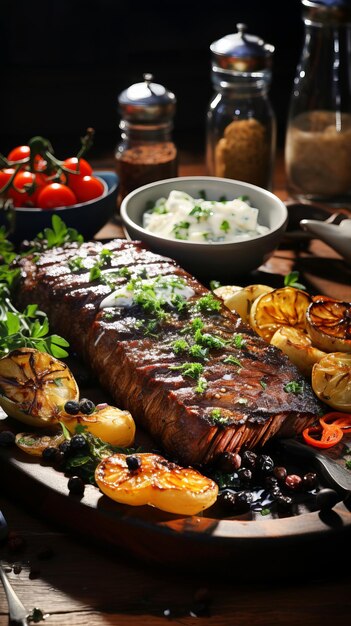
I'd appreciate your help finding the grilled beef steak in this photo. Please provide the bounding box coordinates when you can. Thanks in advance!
[16,239,321,465]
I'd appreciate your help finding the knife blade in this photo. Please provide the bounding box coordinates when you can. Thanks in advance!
[0,564,29,626]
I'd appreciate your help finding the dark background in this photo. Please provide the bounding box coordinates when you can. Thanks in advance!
[1,0,304,162]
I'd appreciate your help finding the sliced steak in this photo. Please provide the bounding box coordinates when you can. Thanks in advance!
[15,239,322,466]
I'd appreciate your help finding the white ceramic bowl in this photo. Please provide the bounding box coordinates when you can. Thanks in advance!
[120,176,288,280]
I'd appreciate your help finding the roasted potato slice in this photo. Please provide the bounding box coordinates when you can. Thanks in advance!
[95,453,218,516]
[0,348,79,427]
[60,405,136,447]
[270,326,326,377]
[224,284,274,323]
[249,287,311,342]
[306,296,351,353]
[312,352,351,411]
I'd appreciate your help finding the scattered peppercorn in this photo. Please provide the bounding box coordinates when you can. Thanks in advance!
[241,450,257,470]
[302,472,318,491]
[42,446,58,463]
[273,466,287,483]
[64,400,80,415]
[126,455,142,471]
[217,451,241,473]
[79,398,95,415]
[285,474,303,491]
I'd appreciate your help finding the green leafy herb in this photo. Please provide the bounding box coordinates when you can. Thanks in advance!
[32,214,84,250]
[284,380,304,394]
[232,333,246,349]
[209,408,228,425]
[284,271,306,290]
[89,264,102,282]
[237,195,249,202]
[188,344,209,360]
[196,331,226,350]
[260,508,271,516]
[189,205,212,222]
[172,339,189,354]
[210,280,221,291]
[118,266,132,279]
[68,256,85,272]
[260,380,267,390]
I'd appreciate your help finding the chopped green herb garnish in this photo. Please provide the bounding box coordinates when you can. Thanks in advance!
[195,376,208,393]
[209,408,228,425]
[189,205,212,222]
[195,293,222,314]
[172,339,189,354]
[223,355,242,367]
[188,344,209,360]
[220,220,230,233]
[118,266,132,279]
[173,221,190,240]
[260,508,271,516]
[68,256,85,272]
[284,380,304,394]
[170,361,204,379]
[210,280,221,291]
[89,264,102,282]
[196,331,226,350]
[260,380,267,390]
[232,333,246,349]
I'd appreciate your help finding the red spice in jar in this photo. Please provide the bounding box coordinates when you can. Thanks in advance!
[115,143,177,208]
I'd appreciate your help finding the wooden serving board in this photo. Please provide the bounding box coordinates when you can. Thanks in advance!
[1,404,351,581]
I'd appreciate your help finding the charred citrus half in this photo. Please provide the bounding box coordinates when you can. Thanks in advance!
[312,352,351,411]
[223,284,274,323]
[15,430,65,456]
[306,296,351,353]
[249,287,311,342]
[95,453,218,516]
[0,348,79,427]
[270,326,326,377]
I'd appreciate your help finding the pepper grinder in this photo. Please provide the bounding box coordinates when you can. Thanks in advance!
[115,73,178,209]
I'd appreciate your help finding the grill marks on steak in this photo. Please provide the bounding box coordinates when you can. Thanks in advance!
[16,239,322,465]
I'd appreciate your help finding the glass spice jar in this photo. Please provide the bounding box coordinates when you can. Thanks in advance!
[115,73,178,209]
[285,0,351,207]
[206,24,276,190]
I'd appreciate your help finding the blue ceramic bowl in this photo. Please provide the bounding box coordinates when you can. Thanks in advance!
[1,171,119,244]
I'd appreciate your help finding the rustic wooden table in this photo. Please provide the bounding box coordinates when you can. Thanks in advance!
[1,152,351,626]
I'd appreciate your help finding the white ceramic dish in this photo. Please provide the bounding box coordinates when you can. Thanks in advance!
[120,176,288,280]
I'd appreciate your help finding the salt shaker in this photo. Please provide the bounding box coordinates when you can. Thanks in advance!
[115,73,178,208]
[285,0,351,207]
[206,24,276,190]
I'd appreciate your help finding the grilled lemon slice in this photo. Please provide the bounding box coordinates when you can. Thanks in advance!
[0,348,79,427]
[15,431,65,456]
[306,296,351,353]
[60,405,136,447]
[224,284,274,323]
[312,352,351,411]
[95,453,218,516]
[249,287,311,342]
[213,285,242,301]
[270,326,326,377]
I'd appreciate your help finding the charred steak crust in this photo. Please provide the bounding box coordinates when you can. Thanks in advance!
[15,239,322,465]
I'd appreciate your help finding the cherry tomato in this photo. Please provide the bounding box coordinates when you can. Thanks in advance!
[62,157,93,185]
[8,171,36,207]
[0,168,16,193]
[37,183,77,210]
[7,145,30,162]
[70,175,104,203]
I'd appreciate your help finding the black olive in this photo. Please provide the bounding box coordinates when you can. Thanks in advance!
[302,472,318,491]
[216,451,241,473]
[256,454,274,475]
[67,476,85,496]
[0,430,15,446]
[237,467,252,486]
[53,450,66,471]
[126,455,142,471]
[241,450,257,470]
[79,398,95,415]
[276,494,293,511]
[64,400,80,415]
[285,474,303,491]
[273,466,287,482]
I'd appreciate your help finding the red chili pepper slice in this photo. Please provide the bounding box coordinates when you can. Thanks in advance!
[319,412,351,431]
[302,424,344,449]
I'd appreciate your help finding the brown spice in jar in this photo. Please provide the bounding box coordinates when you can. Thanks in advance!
[116,143,177,206]
[285,110,351,196]
[214,118,271,187]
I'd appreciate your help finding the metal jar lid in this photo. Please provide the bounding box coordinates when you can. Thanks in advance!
[118,73,176,123]
[210,23,274,73]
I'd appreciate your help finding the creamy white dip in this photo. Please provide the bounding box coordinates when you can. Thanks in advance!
[143,190,269,243]
[99,274,195,309]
